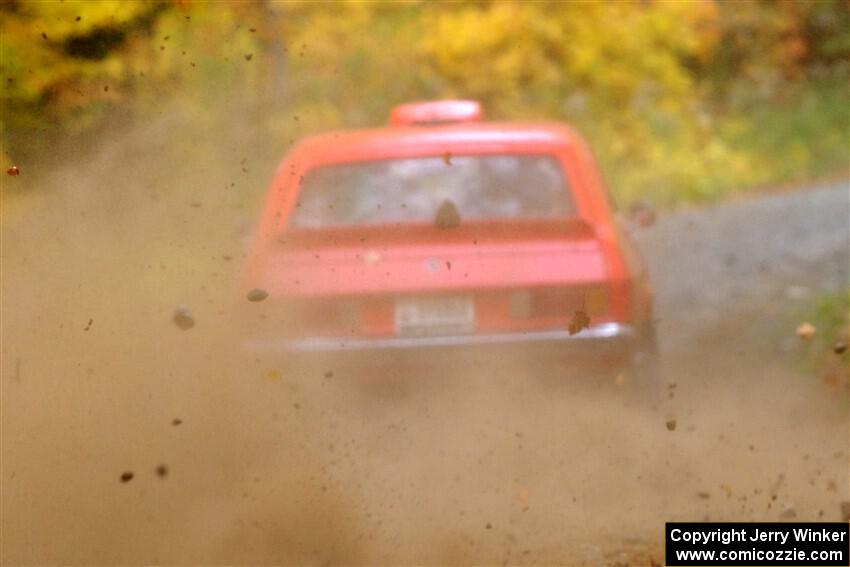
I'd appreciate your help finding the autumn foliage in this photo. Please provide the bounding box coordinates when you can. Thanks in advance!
[1,0,848,206]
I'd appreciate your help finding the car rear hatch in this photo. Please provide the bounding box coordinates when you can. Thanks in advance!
[245,219,624,341]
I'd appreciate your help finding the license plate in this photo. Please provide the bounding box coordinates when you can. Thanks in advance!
[395,296,475,336]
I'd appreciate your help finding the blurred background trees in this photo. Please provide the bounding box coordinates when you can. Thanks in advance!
[1,0,848,207]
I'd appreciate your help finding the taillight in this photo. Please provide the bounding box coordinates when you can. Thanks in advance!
[509,285,609,319]
[284,298,360,334]
[510,290,533,319]
[335,300,360,330]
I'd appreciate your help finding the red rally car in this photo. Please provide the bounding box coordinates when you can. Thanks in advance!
[241,100,657,382]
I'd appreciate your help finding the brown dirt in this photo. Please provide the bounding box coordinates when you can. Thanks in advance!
[1,112,847,565]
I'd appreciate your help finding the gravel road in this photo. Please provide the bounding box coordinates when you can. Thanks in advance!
[2,175,847,565]
[637,182,849,352]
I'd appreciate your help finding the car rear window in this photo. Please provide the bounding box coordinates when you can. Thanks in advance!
[289,154,574,228]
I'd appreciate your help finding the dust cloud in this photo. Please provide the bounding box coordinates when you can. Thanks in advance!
[1,100,847,565]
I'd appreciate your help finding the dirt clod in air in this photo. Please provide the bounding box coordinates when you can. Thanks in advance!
[697,492,711,499]
[246,288,268,302]
[841,501,850,522]
[120,471,134,483]
[666,419,677,431]
[779,506,797,520]
[83,318,93,331]
[171,418,182,426]
[485,522,492,530]
[155,464,169,478]
[324,370,334,379]
[172,306,195,330]
[6,166,20,176]
[568,310,590,336]
[442,152,452,166]
[795,322,816,340]
[244,53,253,61]
[833,340,848,354]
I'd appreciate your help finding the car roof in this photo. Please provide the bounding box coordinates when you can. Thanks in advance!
[287,121,583,167]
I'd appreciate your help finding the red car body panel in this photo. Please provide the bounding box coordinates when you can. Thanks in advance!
[242,104,652,358]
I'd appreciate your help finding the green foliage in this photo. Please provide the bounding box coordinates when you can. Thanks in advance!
[0,1,270,133]
[1,1,161,129]
[804,289,850,388]
[422,1,712,116]
[813,290,850,343]
[2,0,848,207]
[417,0,849,206]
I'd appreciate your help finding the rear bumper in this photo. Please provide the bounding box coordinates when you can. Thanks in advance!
[243,322,638,367]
